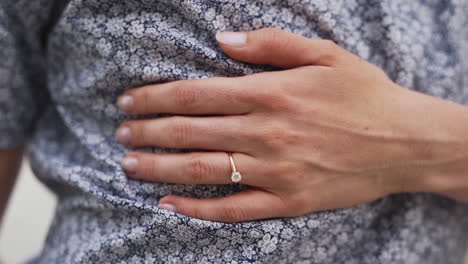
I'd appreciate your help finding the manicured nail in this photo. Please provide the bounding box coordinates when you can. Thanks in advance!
[158,203,177,213]
[122,157,139,174]
[215,31,247,46]
[117,95,134,113]
[116,126,131,145]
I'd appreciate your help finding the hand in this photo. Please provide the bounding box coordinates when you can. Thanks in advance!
[115,28,468,222]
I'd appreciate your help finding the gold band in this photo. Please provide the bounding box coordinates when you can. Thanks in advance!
[228,152,242,183]
[229,152,237,172]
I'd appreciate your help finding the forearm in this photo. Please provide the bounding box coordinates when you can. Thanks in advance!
[0,146,24,227]
[393,88,468,201]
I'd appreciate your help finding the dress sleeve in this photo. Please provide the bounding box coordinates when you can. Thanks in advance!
[0,0,60,149]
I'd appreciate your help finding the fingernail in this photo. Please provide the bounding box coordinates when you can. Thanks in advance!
[116,126,131,145]
[158,203,177,213]
[117,95,134,113]
[215,31,247,46]
[122,156,139,174]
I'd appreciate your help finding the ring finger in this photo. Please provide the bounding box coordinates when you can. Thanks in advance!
[122,151,269,186]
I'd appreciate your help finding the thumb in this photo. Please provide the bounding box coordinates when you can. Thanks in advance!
[215,27,347,68]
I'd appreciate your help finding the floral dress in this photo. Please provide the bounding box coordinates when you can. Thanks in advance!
[0,0,467,263]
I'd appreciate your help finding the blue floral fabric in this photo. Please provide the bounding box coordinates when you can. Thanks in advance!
[1,0,468,263]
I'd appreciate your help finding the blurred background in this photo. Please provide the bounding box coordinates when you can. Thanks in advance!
[0,160,467,263]
[0,160,56,263]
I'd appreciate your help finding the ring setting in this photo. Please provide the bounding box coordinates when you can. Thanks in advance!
[228,152,242,183]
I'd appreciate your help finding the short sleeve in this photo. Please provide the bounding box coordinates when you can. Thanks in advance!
[0,0,60,149]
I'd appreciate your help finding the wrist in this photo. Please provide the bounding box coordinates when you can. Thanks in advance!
[391,87,468,194]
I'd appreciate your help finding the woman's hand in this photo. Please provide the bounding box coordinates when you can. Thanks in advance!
[115,28,468,222]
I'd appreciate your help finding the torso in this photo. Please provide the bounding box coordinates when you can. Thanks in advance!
[23,0,468,263]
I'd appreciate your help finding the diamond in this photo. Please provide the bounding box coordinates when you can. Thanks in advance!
[231,172,242,183]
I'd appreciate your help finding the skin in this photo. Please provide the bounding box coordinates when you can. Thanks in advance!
[0,28,466,261]
[0,147,23,263]
[115,28,468,223]
[0,147,24,226]
[3,29,466,226]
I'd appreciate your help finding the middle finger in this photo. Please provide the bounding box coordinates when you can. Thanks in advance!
[116,115,257,153]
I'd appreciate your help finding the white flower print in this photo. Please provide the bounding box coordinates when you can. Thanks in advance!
[2,0,467,263]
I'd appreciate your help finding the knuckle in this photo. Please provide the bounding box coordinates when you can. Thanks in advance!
[172,81,200,109]
[320,39,338,49]
[265,161,287,177]
[238,80,265,104]
[148,156,158,179]
[317,39,340,65]
[267,92,295,112]
[219,203,249,223]
[169,118,193,147]
[184,154,211,184]
[137,122,154,146]
[189,206,205,221]
[260,27,292,52]
[260,123,301,150]
[242,78,295,112]
[275,161,301,180]
[262,27,284,41]
[320,39,339,53]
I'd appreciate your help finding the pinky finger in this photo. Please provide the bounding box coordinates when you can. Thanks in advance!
[157,188,288,223]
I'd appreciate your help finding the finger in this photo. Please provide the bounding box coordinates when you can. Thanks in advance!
[215,28,351,68]
[115,116,256,152]
[117,77,254,116]
[122,151,268,186]
[157,188,288,223]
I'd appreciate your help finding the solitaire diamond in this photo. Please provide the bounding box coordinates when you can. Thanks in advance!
[231,172,242,183]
